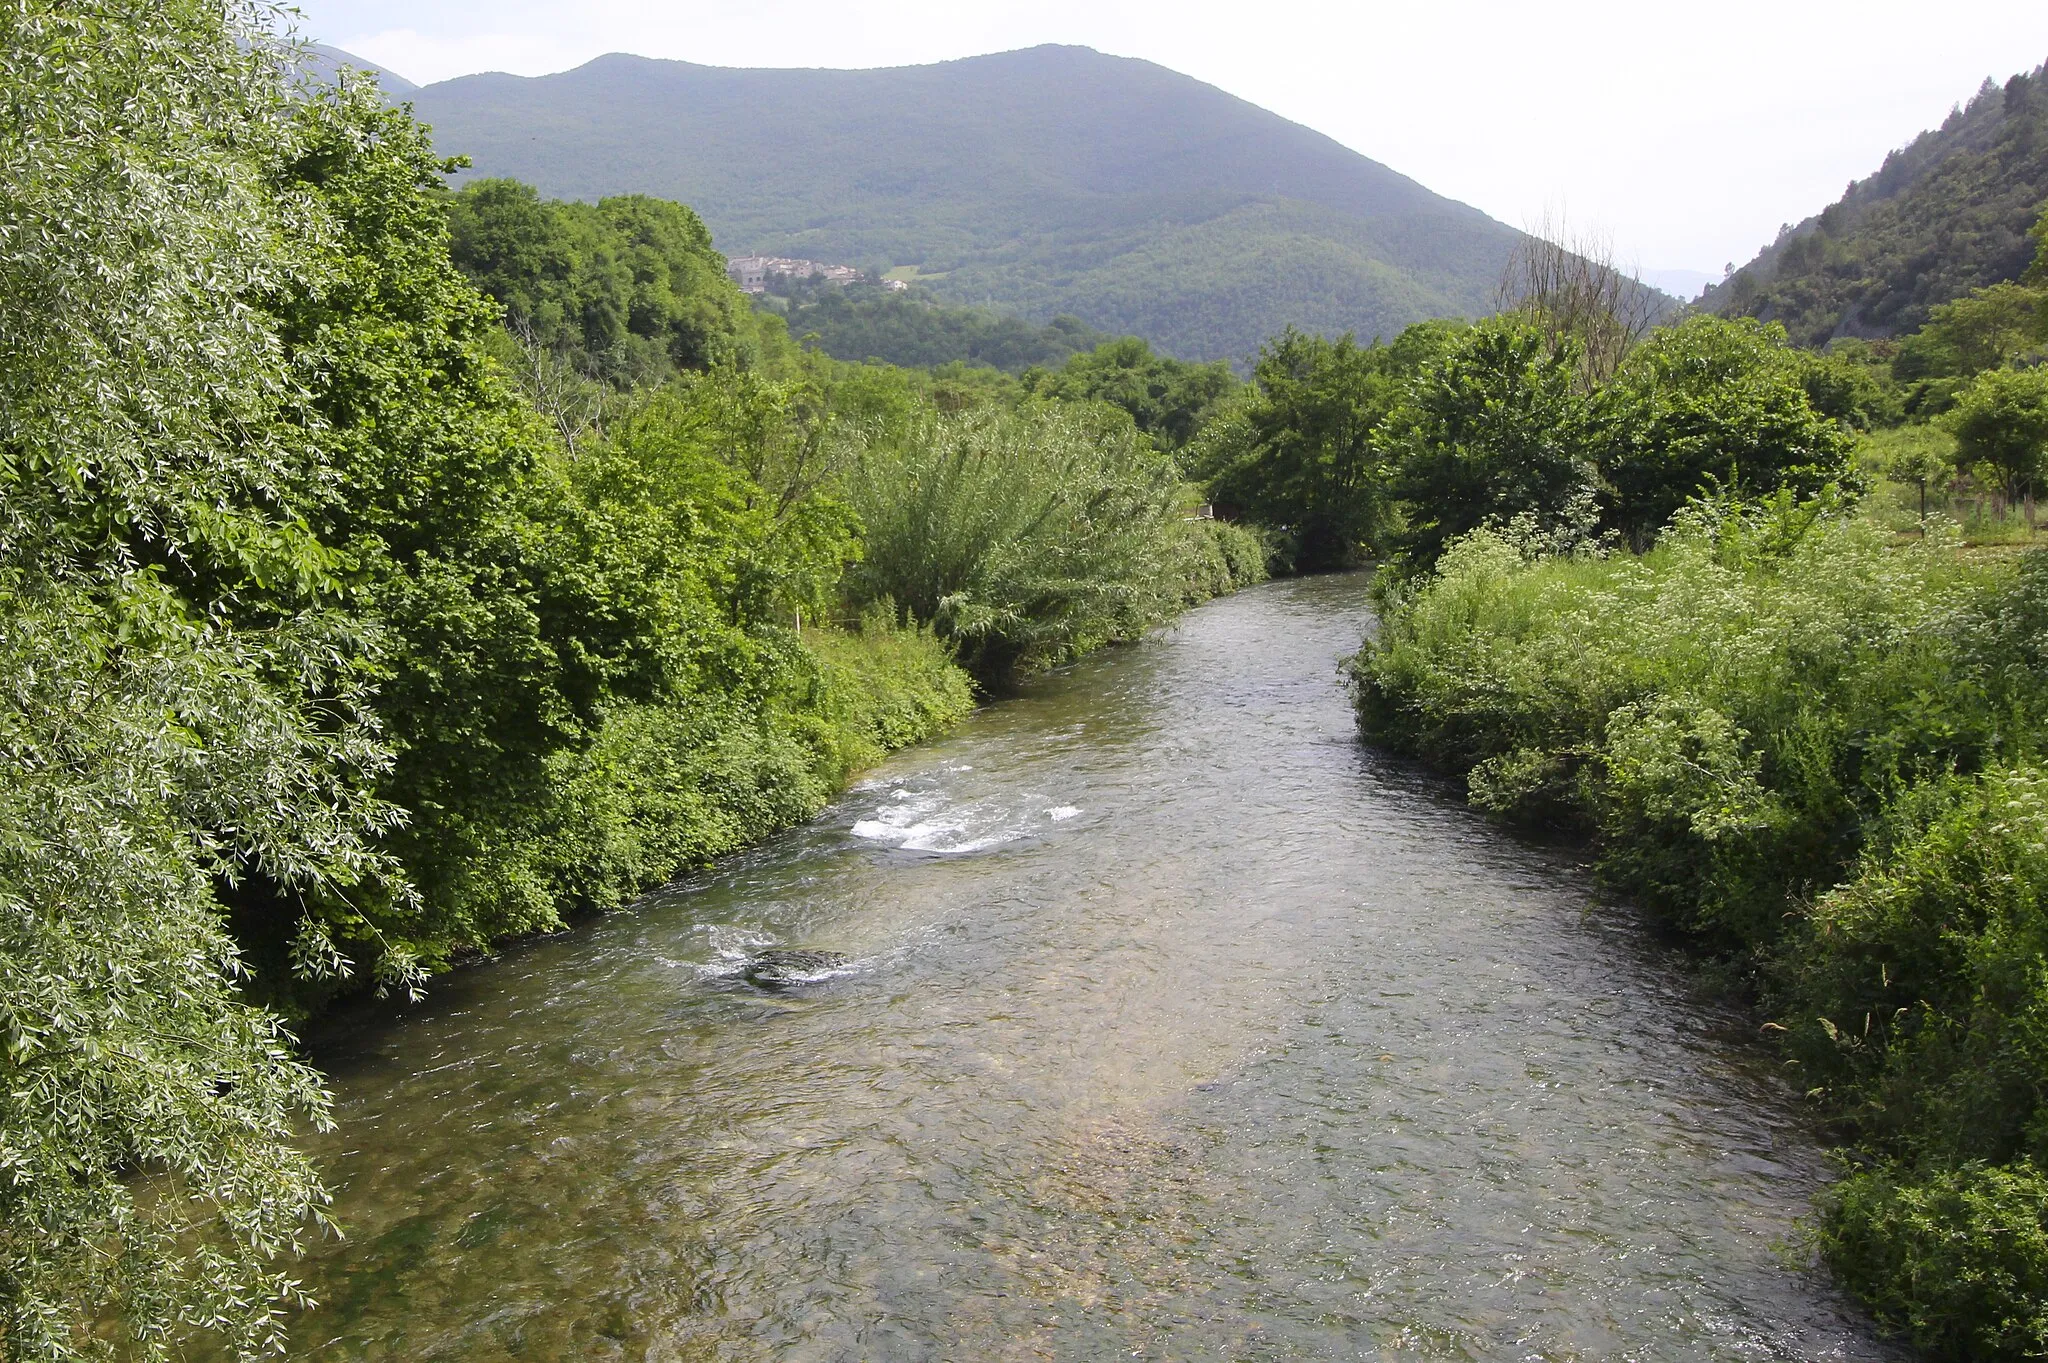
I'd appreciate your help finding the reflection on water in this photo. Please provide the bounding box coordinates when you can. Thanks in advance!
[289,574,1902,1361]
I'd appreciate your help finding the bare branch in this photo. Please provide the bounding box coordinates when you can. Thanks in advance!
[1498,213,1666,391]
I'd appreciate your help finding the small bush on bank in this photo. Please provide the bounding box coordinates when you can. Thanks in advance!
[1354,501,2003,944]
[529,616,973,918]
[1819,1162,2048,1360]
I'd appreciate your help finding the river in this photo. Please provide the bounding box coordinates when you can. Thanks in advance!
[291,573,1900,1361]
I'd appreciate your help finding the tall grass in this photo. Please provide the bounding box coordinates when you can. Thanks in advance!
[845,403,1262,681]
[1352,504,2048,1356]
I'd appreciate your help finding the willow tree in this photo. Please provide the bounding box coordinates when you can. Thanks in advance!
[0,3,400,1357]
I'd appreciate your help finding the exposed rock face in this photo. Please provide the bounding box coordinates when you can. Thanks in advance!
[742,949,851,988]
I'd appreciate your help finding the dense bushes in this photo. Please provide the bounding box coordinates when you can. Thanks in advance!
[1193,324,1462,570]
[1352,507,2048,1354]
[1195,312,1860,575]
[1595,315,1860,547]
[0,5,380,1354]
[517,619,971,920]
[845,403,1261,682]
[1020,336,1238,450]
[1819,1162,2048,1358]
[207,83,974,1007]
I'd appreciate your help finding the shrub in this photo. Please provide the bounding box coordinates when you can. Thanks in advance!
[1354,502,1999,946]
[1595,315,1859,549]
[525,616,972,916]
[844,403,1190,681]
[1778,767,2048,1170]
[1818,1163,2048,1360]
[1382,317,1599,571]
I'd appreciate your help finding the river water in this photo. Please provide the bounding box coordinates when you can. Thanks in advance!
[292,574,1901,1362]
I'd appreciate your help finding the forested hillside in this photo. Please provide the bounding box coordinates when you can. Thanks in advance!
[1706,58,2048,344]
[389,45,1526,361]
[764,276,1110,372]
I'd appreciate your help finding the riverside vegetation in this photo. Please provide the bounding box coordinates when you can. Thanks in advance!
[0,6,1260,1358]
[1182,210,2048,1353]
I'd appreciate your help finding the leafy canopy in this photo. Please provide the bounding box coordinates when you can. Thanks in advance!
[0,3,398,1356]
[1021,336,1237,450]
[1946,366,2048,501]
[448,177,750,386]
[1595,315,1858,548]
[1194,325,1461,571]
[1382,316,1599,568]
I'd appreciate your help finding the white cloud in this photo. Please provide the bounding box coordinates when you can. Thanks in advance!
[297,0,2048,276]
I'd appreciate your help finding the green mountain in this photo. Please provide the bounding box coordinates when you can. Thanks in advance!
[1705,58,2048,346]
[388,45,1525,361]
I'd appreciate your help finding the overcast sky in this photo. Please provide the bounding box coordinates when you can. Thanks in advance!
[290,0,2048,282]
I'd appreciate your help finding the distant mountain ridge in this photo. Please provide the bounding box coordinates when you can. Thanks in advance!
[303,42,418,96]
[1705,58,2048,345]
[370,45,1528,361]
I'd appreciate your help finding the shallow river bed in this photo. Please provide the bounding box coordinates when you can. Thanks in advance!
[293,574,1900,1361]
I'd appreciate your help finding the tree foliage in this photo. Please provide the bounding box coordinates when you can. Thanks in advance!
[1382,317,1598,567]
[1595,315,1859,548]
[0,3,388,1355]
[1020,336,1237,450]
[447,178,750,386]
[1193,326,1460,571]
[1894,281,2048,385]
[1946,365,2048,501]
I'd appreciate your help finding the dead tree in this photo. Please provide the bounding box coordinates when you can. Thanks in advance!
[507,314,619,456]
[1496,214,1666,391]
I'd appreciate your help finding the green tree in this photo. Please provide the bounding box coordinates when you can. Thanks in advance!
[1894,282,2048,383]
[1195,328,1424,571]
[248,86,823,988]
[2030,204,2048,340]
[1865,424,1956,520]
[0,4,397,1355]
[1946,366,2048,503]
[1382,317,1597,569]
[1801,342,1903,430]
[447,178,748,387]
[1596,315,1857,547]
[1020,336,1237,449]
